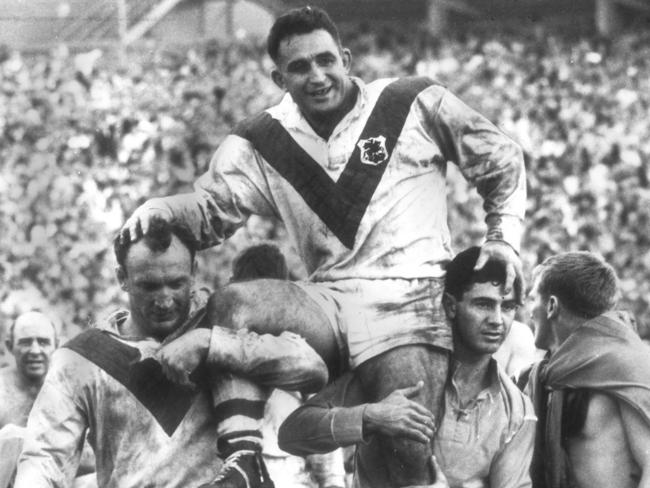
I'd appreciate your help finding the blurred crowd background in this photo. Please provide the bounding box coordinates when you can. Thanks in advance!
[2,24,650,358]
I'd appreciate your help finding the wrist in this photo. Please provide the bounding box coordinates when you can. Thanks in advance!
[362,404,378,435]
[190,328,211,358]
[484,238,520,256]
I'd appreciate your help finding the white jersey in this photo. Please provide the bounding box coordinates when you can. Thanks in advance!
[159,76,525,283]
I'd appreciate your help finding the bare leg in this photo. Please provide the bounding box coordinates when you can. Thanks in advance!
[356,345,449,486]
[203,279,341,459]
[205,279,342,378]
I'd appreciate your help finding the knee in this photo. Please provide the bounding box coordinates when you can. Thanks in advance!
[206,284,255,330]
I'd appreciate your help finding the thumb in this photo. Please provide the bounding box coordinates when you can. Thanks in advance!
[474,249,489,271]
[398,381,424,398]
[503,263,515,294]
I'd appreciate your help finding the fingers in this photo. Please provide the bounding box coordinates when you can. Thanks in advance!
[398,381,425,399]
[120,215,140,244]
[503,262,515,295]
[154,351,194,387]
[473,249,489,272]
[393,410,436,442]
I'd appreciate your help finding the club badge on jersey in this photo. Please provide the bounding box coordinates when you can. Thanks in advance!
[357,136,388,166]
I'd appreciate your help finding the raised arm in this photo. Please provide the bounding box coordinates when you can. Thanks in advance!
[417,85,526,297]
[121,135,277,249]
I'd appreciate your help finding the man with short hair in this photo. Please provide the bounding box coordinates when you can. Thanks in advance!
[0,311,58,429]
[526,251,650,488]
[123,6,526,486]
[0,311,58,488]
[14,218,327,488]
[277,247,536,488]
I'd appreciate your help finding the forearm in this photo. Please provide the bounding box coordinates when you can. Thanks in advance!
[279,403,366,456]
[431,88,526,252]
[207,327,328,392]
[146,189,243,250]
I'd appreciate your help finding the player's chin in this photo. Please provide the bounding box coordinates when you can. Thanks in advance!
[151,317,182,336]
[478,337,504,353]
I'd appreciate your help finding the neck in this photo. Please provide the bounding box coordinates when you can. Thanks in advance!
[451,348,493,406]
[552,314,588,353]
[15,368,45,394]
[305,80,358,140]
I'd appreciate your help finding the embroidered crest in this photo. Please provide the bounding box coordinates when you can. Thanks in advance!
[357,136,389,166]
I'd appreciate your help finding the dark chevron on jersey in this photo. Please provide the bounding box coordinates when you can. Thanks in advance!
[64,329,202,436]
[234,76,437,248]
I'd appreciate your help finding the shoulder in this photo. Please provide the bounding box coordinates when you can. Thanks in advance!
[496,365,536,434]
[0,367,19,394]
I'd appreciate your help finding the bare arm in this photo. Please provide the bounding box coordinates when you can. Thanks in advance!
[620,401,650,488]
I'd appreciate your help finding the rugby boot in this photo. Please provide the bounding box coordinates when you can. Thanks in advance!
[199,449,275,488]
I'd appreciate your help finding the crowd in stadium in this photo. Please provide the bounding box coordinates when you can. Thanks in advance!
[2,5,650,487]
[2,24,649,342]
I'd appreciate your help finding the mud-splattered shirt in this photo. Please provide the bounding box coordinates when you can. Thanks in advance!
[279,360,536,488]
[153,76,525,282]
[14,309,327,488]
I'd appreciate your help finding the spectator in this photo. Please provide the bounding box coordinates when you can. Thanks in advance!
[0,311,57,487]
[0,311,96,488]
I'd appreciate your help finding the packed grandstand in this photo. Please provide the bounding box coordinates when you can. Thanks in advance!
[1,23,650,353]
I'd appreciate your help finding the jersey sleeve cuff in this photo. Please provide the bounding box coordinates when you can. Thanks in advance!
[486,214,523,254]
[330,405,367,447]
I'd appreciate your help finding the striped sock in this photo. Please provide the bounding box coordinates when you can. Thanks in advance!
[212,373,269,457]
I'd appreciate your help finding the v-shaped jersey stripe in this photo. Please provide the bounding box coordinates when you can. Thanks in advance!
[233,76,437,248]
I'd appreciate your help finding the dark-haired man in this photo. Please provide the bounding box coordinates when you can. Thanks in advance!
[526,252,650,488]
[278,247,535,487]
[122,6,526,485]
[14,219,327,488]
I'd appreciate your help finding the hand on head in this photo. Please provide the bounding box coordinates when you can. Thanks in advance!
[121,198,173,243]
[474,241,524,305]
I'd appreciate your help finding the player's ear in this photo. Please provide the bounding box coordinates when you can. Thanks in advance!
[442,292,457,320]
[116,266,128,291]
[547,295,559,319]
[341,47,352,72]
[271,69,285,90]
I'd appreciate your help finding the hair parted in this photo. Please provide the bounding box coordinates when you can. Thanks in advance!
[267,6,342,62]
[114,216,197,270]
[534,251,619,318]
[444,246,520,302]
[231,244,289,282]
